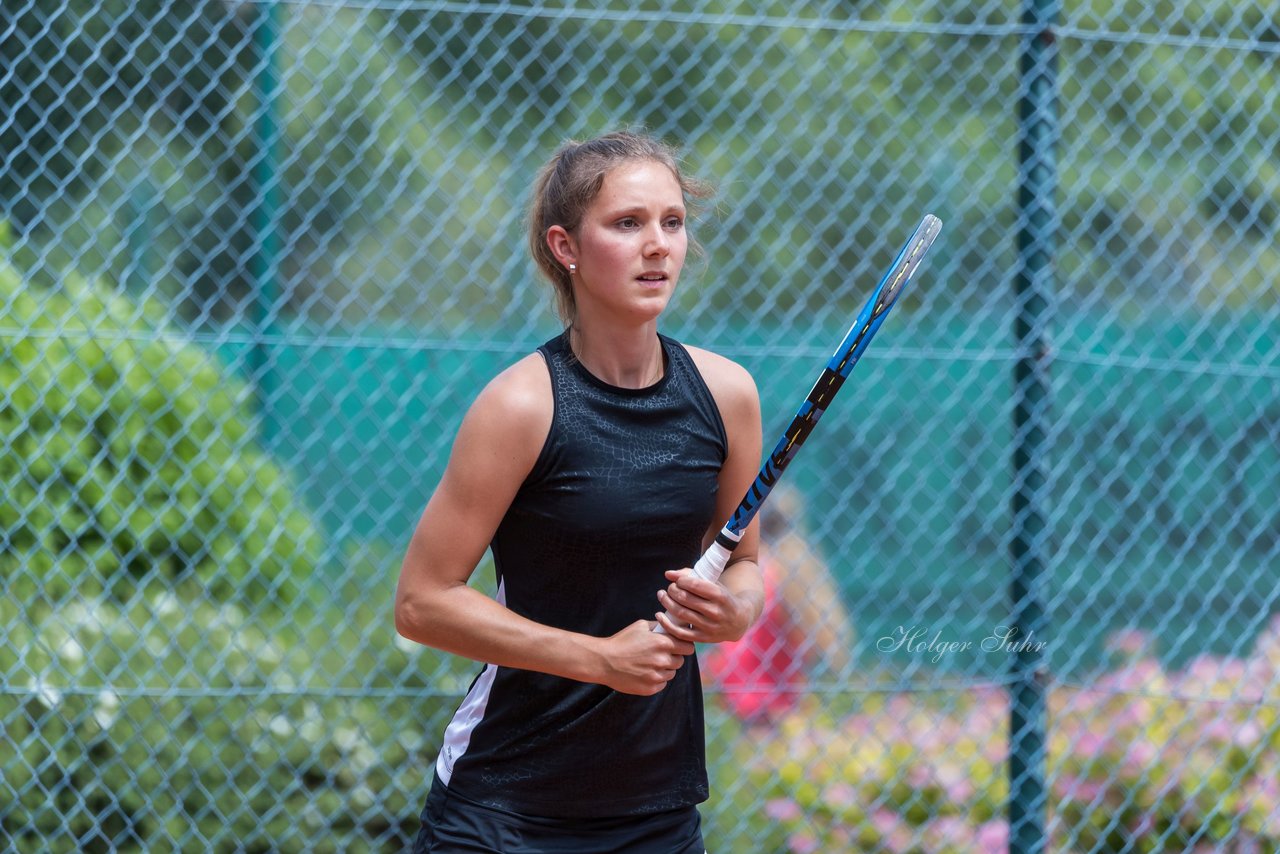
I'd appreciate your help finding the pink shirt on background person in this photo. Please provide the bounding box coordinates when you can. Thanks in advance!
[701,557,806,724]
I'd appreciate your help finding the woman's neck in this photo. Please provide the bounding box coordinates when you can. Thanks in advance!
[568,320,664,389]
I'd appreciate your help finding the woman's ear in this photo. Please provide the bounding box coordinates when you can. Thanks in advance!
[546,225,577,271]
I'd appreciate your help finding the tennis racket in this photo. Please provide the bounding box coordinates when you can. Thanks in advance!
[655,213,942,632]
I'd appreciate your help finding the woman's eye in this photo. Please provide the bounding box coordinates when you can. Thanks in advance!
[664,218,684,230]
[617,217,638,229]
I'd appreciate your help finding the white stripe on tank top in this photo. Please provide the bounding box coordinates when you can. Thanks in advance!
[434,579,505,785]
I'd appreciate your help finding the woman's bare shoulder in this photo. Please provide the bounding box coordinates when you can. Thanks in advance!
[456,352,554,467]
[682,344,759,420]
[478,352,553,411]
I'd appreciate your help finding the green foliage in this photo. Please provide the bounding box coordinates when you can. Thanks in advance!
[0,2,250,236]
[374,0,1279,319]
[0,0,260,321]
[0,258,323,606]
[5,5,514,328]
[273,9,511,330]
[0,579,469,853]
[11,1,1277,329]
[380,3,990,321]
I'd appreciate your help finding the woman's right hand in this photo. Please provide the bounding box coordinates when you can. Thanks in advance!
[597,620,695,695]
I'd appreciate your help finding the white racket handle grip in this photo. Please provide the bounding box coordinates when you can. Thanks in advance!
[652,539,735,635]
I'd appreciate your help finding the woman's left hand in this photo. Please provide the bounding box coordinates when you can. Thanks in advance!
[654,568,754,643]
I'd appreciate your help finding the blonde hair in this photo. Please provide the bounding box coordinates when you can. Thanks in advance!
[527,130,711,326]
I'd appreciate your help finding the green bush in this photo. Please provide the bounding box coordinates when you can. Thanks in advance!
[0,578,468,853]
[0,252,323,606]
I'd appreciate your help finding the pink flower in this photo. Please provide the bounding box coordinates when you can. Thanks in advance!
[1122,738,1158,773]
[1260,773,1280,801]
[1220,657,1246,683]
[971,684,1008,708]
[823,782,857,810]
[1184,654,1224,685]
[922,816,976,848]
[1239,658,1272,701]
[978,820,1009,853]
[1073,730,1110,760]
[1224,835,1265,854]
[886,826,916,853]
[1116,698,1153,727]
[1106,628,1152,658]
[1097,659,1165,694]
[843,714,874,739]
[871,808,902,835]
[1130,812,1156,838]
[1201,715,1235,744]
[787,831,820,854]
[887,695,914,720]
[1057,773,1106,804]
[1178,654,1260,700]
[936,761,974,804]
[1233,719,1263,750]
[765,798,802,822]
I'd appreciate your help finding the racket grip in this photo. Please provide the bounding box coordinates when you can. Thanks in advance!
[651,537,736,635]
[690,539,734,584]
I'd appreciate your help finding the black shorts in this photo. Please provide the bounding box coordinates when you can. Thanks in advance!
[412,773,706,854]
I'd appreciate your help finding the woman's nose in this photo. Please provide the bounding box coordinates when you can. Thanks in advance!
[644,224,669,256]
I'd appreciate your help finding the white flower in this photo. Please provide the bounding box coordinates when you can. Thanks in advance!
[350,746,376,775]
[63,601,89,628]
[58,636,85,665]
[257,641,282,664]
[32,677,63,709]
[351,783,375,808]
[334,726,359,750]
[94,689,121,729]
[152,592,181,618]
[219,604,245,628]
[398,731,425,753]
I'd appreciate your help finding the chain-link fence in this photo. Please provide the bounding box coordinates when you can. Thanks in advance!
[3,0,1279,851]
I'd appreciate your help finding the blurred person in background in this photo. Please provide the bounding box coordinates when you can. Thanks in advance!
[702,483,855,727]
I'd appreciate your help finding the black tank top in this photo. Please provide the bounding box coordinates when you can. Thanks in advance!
[434,330,728,818]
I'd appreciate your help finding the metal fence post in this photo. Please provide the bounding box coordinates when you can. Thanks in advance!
[250,0,282,433]
[1010,0,1059,849]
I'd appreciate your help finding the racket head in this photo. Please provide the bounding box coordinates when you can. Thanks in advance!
[830,213,943,378]
[873,213,942,318]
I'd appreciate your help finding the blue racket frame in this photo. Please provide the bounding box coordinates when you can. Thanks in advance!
[719,213,943,545]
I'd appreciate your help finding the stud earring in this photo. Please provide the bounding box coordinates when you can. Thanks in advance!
[568,263,577,273]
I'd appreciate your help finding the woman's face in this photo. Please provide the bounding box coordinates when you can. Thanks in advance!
[566,159,688,325]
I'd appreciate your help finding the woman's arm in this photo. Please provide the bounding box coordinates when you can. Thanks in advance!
[655,348,765,643]
[394,354,695,696]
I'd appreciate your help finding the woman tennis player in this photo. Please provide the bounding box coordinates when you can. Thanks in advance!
[394,130,765,853]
